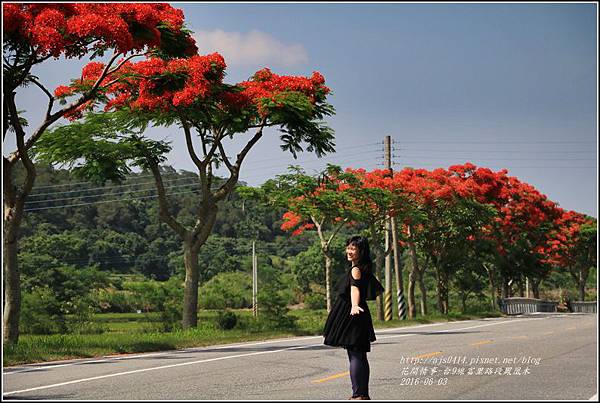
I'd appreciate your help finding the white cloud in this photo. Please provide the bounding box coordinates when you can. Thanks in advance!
[194,29,309,67]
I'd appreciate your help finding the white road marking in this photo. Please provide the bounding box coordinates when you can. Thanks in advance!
[376,317,547,341]
[3,316,548,396]
[3,342,321,396]
[3,317,462,375]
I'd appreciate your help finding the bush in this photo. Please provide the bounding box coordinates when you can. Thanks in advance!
[305,292,327,310]
[257,287,297,329]
[65,296,105,335]
[20,287,66,334]
[91,288,140,313]
[157,297,183,332]
[216,311,238,330]
[198,272,252,309]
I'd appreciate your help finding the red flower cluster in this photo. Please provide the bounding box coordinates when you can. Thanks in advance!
[539,209,593,266]
[279,162,586,270]
[3,3,196,58]
[235,68,331,116]
[56,57,331,123]
[55,54,227,117]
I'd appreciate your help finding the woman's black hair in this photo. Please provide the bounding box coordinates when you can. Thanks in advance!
[346,235,373,275]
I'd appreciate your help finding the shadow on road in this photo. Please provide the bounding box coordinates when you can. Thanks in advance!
[3,393,74,400]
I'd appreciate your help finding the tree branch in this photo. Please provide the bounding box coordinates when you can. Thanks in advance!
[28,76,55,120]
[181,118,203,171]
[5,91,36,207]
[192,206,219,250]
[213,119,266,201]
[3,157,16,207]
[148,160,189,239]
[203,126,224,166]
[3,96,9,142]
[216,140,234,173]
[311,214,327,247]
[8,51,141,162]
[234,117,268,169]
[326,218,349,249]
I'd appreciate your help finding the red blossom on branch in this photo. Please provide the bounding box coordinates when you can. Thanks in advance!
[3,3,196,58]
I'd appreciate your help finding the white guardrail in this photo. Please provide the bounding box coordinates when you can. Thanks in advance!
[569,301,597,313]
[499,298,598,314]
[499,297,558,314]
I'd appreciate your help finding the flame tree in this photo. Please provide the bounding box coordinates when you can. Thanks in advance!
[3,3,196,344]
[34,55,335,328]
[546,211,597,301]
[259,165,359,312]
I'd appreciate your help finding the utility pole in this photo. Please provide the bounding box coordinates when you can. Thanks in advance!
[383,135,393,321]
[252,240,258,317]
[390,137,407,320]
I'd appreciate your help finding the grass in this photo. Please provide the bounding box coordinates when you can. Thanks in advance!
[3,308,502,367]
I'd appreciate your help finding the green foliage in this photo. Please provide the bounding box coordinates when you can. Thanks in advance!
[92,288,140,313]
[123,277,184,313]
[33,111,172,184]
[20,287,66,335]
[20,289,105,335]
[290,237,347,294]
[198,272,252,309]
[267,92,336,159]
[216,311,238,330]
[304,292,327,310]
[157,297,183,333]
[65,296,106,335]
[256,286,297,329]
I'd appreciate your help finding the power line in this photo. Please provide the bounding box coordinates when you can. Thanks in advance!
[27,150,382,202]
[396,140,596,144]
[29,141,381,191]
[28,147,380,197]
[24,157,382,212]
[29,175,197,198]
[398,148,596,154]
[237,149,381,173]
[398,155,596,161]
[25,180,201,205]
[24,189,201,212]
[395,162,596,169]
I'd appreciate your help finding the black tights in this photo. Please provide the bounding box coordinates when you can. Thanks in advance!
[347,349,370,398]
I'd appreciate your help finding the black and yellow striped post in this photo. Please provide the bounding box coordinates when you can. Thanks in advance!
[384,290,393,321]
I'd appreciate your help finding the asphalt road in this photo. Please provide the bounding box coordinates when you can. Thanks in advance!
[3,313,597,400]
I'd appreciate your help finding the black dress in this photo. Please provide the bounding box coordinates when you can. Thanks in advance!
[323,267,384,352]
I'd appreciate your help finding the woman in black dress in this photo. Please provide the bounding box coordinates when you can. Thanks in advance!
[323,236,384,400]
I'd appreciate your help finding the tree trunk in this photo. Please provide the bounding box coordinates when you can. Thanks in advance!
[182,241,200,329]
[461,293,468,313]
[485,264,496,310]
[407,260,417,319]
[407,226,422,317]
[435,263,448,315]
[517,277,525,297]
[3,208,22,344]
[501,275,509,299]
[578,267,589,301]
[418,270,428,316]
[531,278,541,299]
[3,148,31,345]
[324,250,333,313]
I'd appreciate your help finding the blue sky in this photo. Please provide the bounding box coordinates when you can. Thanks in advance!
[8,2,598,217]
